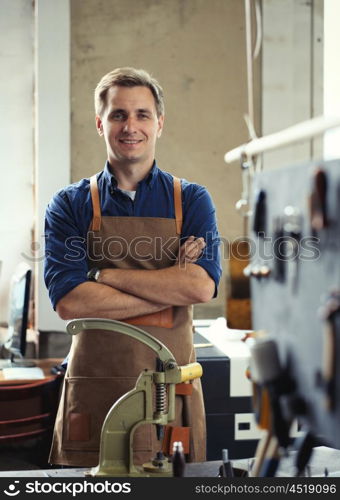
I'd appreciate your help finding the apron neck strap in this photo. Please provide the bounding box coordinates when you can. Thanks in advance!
[173,176,183,235]
[90,175,102,231]
[89,173,183,235]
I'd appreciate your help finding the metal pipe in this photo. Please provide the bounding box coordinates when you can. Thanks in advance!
[245,0,254,128]
[224,115,340,164]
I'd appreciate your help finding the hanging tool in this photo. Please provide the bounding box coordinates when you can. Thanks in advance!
[318,290,340,412]
[253,189,267,236]
[259,435,280,477]
[283,206,302,293]
[272,217,286,283]
[251,430,272,477]
[248,357,272,476]
[249,337,295,476]
[251,338,292,450]
[293,431,318,477]
[246,334,273,477]
[244,188,271,280]
[66,318,203,477]
[309,167,328,232]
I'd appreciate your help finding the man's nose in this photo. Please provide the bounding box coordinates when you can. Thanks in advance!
[122,117,137,133]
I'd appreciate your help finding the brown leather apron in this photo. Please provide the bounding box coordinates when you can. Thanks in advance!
[49,175,206,467]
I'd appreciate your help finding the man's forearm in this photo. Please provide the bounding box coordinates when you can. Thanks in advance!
[98,264,215,306]
[56,281,169,320]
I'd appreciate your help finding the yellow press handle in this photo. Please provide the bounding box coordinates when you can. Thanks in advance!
[180,362,203,382]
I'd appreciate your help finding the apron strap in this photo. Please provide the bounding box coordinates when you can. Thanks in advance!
[90,175,102,231]
[173,176,183,235]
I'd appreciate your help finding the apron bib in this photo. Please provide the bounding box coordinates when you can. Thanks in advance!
[49,175,206,466]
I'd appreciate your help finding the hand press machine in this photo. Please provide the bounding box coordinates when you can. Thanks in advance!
[66,318,203,477]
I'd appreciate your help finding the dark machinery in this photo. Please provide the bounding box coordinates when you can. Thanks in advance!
[248,159,340,475]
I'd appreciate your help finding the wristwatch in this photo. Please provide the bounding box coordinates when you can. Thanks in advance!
[87,267,100,282]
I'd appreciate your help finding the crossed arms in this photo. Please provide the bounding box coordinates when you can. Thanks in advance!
[56,236,215,321]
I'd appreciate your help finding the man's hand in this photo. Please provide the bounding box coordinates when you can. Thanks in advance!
[177,236,206,267]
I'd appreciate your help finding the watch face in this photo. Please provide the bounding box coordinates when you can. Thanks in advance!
[87,268,98,281]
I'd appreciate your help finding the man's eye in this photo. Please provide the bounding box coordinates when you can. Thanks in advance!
[138,113,149,120]
[112,113,125,120]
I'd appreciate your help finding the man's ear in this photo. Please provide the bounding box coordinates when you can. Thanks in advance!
[157,115,164,138]
[95,115,104,136]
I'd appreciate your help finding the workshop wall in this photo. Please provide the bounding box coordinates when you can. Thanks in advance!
[0,0,34,323]
[70,0,261,318]
[262,0,324,170]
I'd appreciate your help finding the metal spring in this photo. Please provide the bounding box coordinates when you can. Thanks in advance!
[156,383,166,413]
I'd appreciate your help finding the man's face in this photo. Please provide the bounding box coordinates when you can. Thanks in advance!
[96,85,164,167]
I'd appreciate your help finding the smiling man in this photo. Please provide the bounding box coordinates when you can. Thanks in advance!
[44,67,221,468]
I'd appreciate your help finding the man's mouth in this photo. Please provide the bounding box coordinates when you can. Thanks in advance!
[119,139,142,144]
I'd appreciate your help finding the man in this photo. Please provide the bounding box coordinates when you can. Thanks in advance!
[45,67,221,467]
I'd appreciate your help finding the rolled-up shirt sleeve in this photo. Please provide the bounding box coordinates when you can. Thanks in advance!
[182,184,222,297]
[44,191,88,310]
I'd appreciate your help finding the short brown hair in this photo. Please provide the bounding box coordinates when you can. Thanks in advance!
[94,67,164,117]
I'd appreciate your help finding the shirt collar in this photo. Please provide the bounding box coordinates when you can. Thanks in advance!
[103,160,159,190]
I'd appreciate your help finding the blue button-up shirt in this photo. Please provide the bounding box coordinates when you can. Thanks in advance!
[44,162,222,310]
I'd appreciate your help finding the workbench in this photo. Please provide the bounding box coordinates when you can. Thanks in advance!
[0,447,339,477]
